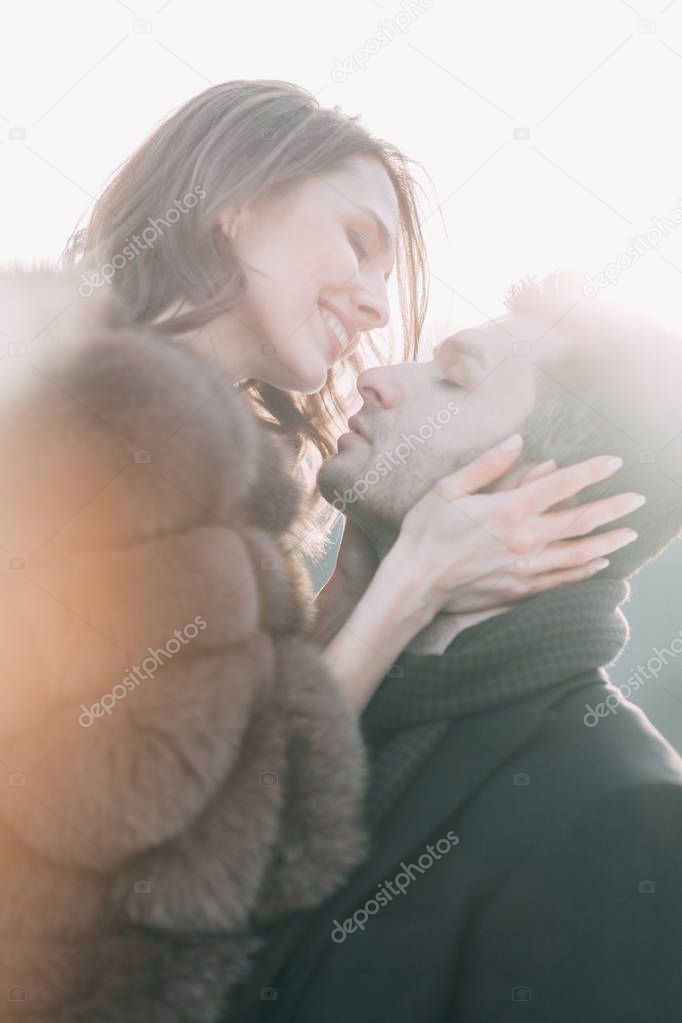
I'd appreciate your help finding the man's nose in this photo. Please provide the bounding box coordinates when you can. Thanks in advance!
[356,365,403,409]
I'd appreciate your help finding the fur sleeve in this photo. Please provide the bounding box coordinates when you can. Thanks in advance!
[0,268,285,869]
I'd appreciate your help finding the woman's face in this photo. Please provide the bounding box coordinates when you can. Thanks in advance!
[222,154,400,393]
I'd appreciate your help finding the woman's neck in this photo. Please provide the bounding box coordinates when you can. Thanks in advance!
[154,302,259,384]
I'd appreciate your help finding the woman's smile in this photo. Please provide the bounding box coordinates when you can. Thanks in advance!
[319,303,351,351]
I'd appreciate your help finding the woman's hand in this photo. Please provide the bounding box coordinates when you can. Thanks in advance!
[321,434,644,712]
[390,433,644,620]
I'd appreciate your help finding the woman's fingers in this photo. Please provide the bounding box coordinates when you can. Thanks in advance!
[432,433,524,502]
[519,454,625,513]
[518,459,556,486]
[541,491,646,542]
[472,551,613,607]
[517,557,612,595]
[516,526,638,573]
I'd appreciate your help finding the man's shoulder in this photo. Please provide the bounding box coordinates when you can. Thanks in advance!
[557,684,682,864]
[542,675,682,794]
[430,673,682,857]
[477,675,682,872]
[449,681,682,1022]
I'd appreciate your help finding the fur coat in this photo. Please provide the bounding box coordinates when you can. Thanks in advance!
[0,268,367,1021]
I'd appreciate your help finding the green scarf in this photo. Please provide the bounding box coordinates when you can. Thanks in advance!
[361,577,630,824]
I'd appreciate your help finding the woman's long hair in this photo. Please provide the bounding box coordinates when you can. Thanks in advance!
[61,81,429,465]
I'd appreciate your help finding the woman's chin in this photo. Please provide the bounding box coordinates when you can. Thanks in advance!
[264,358,329,394]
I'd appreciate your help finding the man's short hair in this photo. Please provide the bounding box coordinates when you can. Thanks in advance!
[504,273,682,578]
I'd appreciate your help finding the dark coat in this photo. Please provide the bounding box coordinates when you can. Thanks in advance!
[236,666,682,1022]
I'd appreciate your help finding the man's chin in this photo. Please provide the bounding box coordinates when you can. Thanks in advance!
[317,450,401,537]
[317,452,362,514]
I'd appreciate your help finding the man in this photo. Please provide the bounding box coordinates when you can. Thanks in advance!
[233,273,682,1022]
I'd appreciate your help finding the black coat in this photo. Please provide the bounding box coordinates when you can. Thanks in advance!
[235,667,682,1022]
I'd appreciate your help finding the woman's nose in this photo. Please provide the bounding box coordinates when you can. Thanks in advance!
[357,365,402,409]
[354,277,390,331]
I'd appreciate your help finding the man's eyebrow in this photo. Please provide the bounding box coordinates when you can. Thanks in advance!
[435,337,486,366]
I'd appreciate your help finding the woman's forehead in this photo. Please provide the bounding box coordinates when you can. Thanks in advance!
[327,157,399,222]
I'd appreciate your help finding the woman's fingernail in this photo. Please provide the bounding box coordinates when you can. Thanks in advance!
[500,433,523,451]
[605,456,624,470]
[594,559,610,571]
[624,493,647,510]
[616,529,639,547]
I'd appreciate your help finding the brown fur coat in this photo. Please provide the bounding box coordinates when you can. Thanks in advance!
[0,268,366,1020]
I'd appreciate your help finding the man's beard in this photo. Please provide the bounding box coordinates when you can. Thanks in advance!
[318,433,487,560]
[317,445,415,556]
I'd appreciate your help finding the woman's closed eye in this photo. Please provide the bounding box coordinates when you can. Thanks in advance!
[347,227,393,282]
[347,228,370,262]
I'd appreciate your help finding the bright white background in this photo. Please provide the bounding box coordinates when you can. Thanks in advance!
[1,0,682,743]
[4,0,682,330]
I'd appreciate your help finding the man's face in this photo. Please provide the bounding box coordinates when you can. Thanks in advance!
[318,314,541,529]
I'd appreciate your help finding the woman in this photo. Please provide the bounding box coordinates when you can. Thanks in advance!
[61,79,638,713]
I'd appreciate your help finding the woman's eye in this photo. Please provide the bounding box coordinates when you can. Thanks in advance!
[347,229,369,261]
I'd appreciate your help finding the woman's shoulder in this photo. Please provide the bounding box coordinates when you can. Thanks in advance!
[0,265,303,535]
[0,266,307,732]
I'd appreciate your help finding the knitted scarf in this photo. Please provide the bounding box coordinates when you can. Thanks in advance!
[360,576,630,825]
